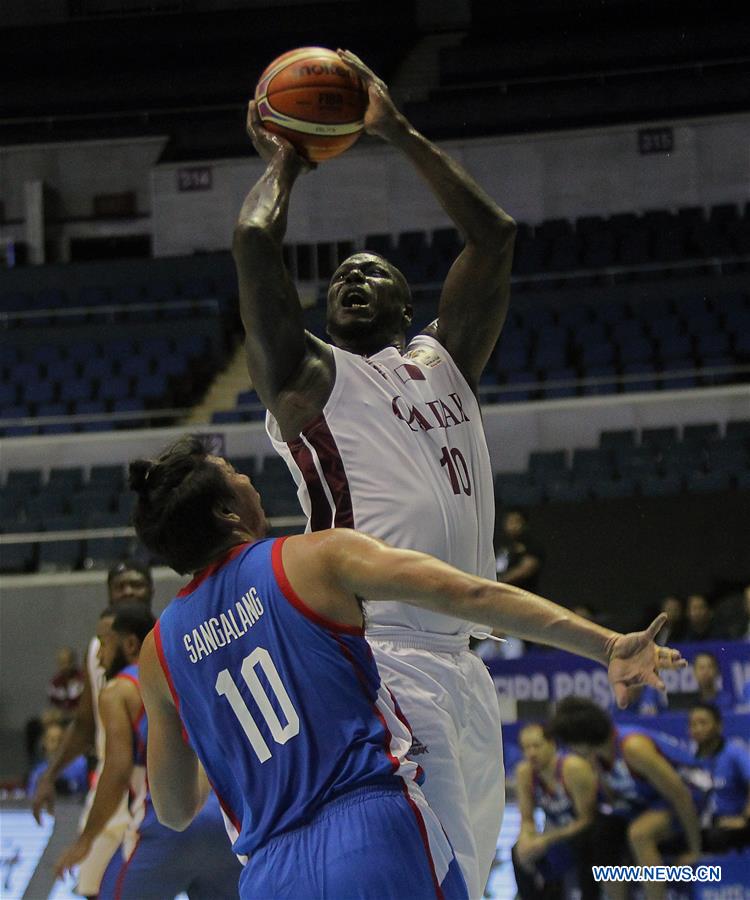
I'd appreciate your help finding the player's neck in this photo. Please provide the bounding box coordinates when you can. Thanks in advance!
[334,334,405,357]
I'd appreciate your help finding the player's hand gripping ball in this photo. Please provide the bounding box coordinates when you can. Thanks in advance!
[254,46,367,162]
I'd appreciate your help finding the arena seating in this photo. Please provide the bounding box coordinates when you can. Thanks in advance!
[403,0,749,138]
[2,420,747,574]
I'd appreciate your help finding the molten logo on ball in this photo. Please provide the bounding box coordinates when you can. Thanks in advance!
[255,46,367,162]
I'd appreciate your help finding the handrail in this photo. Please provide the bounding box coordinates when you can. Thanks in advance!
[0,297,220,325]
[0,517,307,546]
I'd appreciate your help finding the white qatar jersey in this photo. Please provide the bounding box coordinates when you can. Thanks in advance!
[266,333,496,636]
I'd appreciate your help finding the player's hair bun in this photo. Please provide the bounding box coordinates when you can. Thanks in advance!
[128,459,155,497]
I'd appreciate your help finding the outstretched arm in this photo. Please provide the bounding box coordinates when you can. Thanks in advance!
[281,529,686,707]
[138,631,208,831]
[339,50,516,388]
[233,103,333,430]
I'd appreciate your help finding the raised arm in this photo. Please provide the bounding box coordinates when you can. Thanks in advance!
[281,529,685,706]
[54,683,134,877]
[339,50,516,388]
[138,630,208,830]
[233,103,333,431]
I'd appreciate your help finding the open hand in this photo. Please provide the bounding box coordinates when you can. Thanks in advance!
[31,772,56,825]
[245,101,314,170]
[606,613,686,708]
[55,834,93,879]
[336,49,406,140]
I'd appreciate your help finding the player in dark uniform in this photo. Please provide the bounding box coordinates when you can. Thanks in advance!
[550,697,709,900]
[127,435,685,900]
[513,723,598,899]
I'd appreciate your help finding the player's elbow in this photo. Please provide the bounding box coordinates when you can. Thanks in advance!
[151,796,194,832]
[232,222,275,258]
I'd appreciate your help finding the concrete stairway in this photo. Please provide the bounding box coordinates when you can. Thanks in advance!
[183,343,251,425]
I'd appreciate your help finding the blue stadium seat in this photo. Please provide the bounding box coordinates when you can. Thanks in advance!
[14,362,41,383]
[140,336,174,359]
[155,354,189,378]
[619,338,655,366]
[98,377,131,403]
[135,374,168,403]
[545,477,589,503]
[120,357,152,379]
[77,286,110,307]
[364,233,395,256]
[521,308,556,331]
[82,357,114,380]
[590,300,629,324]
[726,419,750,441]
[0,404,29,421]
[611,320,644,343]
[0,384,16,406]
[686,470,732,493]
[580,344,616,368]
[684,312,721,335]
[621,362,658,392]
[696,332,731,357]
[49,467,84,491]
[227,456,256,477]
[212,410,245,424]
[181,276,215,299]
[535,346,568,370]
[46,360,78,382]
[647,316,682,341]
[102,339,136,360]
[572,323,608,349]
[67,341,100,364]
[657,334,693,361]
[700,355,735,385]
[59,378,94,404]
[675,295,710,317]
[0,542,36,573]
[38,540,83,572]
[5,469,43,492]
[638,472,683,497]
[706,440,748,475]
[111,398,144,428]
[23,382,55,406]
[614,446,656,477]
[496,346,529,374]
[589,476,637,499]
[83,537,133,570]
[29,345,63,366]
[89,464,126,489]
[683,423,720,445]
[541,368,578,399]
[641,427,678,451]
[580,364,618,395]
[529,450,567,477]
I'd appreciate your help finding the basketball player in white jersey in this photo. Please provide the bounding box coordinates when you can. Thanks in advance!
[233,49,514,897]
[32,560,153,898]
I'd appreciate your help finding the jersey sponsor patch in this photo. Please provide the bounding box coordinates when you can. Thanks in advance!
[404,346,444,369]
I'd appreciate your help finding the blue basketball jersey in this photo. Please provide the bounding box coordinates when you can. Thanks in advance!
[598,726,711,818]
[532,754,576,829]
[154,537,424,858]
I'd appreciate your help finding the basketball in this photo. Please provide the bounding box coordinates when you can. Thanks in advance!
[255,47,367,162]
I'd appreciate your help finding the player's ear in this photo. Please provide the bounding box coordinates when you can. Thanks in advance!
[214,503,241,527]
[403,303,413,327]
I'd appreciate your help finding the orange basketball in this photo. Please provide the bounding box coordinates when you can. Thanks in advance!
[255,47,367,162]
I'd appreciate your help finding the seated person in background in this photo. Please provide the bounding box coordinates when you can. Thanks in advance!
[683,593,726,642]
[47,646,85,717]
[550,697,705,900]
[691,651,734,713]
[496,509,545,593]
[654,596,686,645]
[513,723,598,900]
[689,703,750,852]
[27,721,88,799]
[25,648,85,770]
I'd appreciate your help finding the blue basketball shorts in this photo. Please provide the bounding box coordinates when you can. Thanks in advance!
[98,795,241,900]
[241,782,468,899]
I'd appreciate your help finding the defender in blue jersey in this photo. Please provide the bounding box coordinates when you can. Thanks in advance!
[551,697,707,900]
[128,436,686,900]
[55,605,241,899]
[513,724,598,900]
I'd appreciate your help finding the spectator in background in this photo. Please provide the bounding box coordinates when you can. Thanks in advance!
[496,509,545,593]
[689,703,750,852]
[27,721,88,800]
[513,724,598,900]
[683,593,726,642]
[692,652,734,713]
[25,647,86,770]
[655,596,687,645]
[47,647,85,716]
